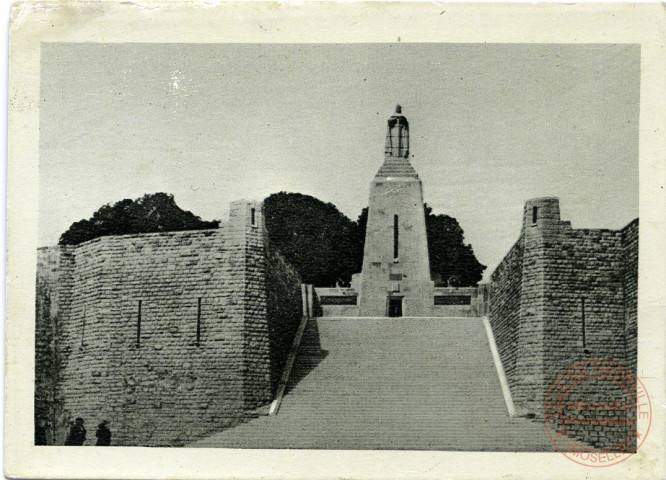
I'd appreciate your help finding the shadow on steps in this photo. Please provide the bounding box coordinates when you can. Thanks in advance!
[285,319,328,395]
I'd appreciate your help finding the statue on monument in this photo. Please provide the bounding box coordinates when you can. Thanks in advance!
[385,104,410,158]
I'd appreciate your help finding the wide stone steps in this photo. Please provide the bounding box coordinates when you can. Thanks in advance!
[191,317,556,450]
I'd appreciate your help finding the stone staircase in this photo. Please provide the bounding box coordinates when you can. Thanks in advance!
[191,317,556,450]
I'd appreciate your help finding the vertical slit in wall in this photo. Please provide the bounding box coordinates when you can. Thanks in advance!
[136,300,142,348]
[532,206,538,224]
[251,208,256,227]
[81,306,86,347]
[581,297,587,349]
[196,297,202,346]
[393,214,399,261]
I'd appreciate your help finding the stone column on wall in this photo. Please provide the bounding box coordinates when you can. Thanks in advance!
[622,219,639,375]
[513,197,561,413]
[35,246,76,444]
[228,200,273,410]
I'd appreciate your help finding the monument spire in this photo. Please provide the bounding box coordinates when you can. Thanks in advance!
[354,105,434,317]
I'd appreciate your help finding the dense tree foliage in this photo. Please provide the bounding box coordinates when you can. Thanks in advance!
[59,193,219,246]
[59,191,484,287]
[266,193,484,287]
[264,192,362,287]
[355,204,485,287]
[423,205,486,286]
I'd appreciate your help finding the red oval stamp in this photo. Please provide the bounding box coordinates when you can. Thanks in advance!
[544,359,651,467]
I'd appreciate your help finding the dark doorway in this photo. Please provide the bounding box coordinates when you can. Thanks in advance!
[388,297,403,317]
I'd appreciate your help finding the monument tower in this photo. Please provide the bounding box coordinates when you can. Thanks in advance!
[354,106,435,317]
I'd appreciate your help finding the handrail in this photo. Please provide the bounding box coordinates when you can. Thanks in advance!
[268,314,310,416]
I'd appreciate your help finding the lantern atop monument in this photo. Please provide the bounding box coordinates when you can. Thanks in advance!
[384,104,410,158]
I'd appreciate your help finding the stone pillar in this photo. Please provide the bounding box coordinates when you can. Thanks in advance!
[514,197,561,413]
[228,200,273,409]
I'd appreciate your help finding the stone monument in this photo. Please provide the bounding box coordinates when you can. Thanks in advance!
[353,106,435,317]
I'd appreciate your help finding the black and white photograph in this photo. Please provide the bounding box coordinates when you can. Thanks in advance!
[6,3,665,479]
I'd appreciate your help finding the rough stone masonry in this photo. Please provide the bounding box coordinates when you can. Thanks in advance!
[488,197,639,450]
[35,201,302,446]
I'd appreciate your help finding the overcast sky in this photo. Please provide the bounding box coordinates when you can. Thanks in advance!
[39,43,639,280]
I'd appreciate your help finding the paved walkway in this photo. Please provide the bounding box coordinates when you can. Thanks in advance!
[191,317,556,451]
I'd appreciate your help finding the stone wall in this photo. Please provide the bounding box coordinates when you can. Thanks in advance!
[314,287,359,318]
[35,201,302,446]
[488,197,639,449]
[543,227,626,391]
[265,242,304,390]
[622,219,639,374]
[315,286,481,318]
[35,248,74,445]
[488,236,523,399]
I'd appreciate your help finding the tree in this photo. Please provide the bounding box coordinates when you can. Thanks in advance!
[355,204,485,287]
[264,192,362,287]
[423,205,486,286]
[59,193,219,246]
[59,191,484,287]
[354,207,369,268]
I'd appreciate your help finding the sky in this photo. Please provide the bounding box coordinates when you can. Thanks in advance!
[39,43,639,280]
